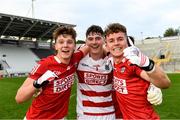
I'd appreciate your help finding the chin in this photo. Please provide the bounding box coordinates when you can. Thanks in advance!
[112,53,123,58]
[62,57,71,60]
[61,54,71,59]
[90,50,96,54]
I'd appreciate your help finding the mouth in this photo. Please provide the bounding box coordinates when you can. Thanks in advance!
[62,49,70,53]
[90,45,99,49]
[113,47,122,52]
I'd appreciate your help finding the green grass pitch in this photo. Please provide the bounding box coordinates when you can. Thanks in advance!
[0,73,179,119]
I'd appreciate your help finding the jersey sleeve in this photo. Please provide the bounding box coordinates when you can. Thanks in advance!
[133,65,143,77]
[28,59,48,80]
[73,50,84,63]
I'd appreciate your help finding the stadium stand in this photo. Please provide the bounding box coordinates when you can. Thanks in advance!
[0,44,39,76]
[0,13,75,77]
[0,13,75,39]
[136,36,180,73]
[0,12,179,75]
[30,48,54,59]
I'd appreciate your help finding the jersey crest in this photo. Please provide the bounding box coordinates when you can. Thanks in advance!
[120,67,126,73]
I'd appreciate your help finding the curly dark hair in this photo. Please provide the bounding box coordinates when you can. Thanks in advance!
[104,23,127,38]
[53,26,76,42]
[86,25,104,37]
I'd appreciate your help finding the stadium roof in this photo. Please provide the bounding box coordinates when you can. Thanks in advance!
[0,13,76,40]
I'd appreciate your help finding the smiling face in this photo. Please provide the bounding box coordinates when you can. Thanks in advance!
[86,32,104,55]
[55,34,76,63]
[106,32,128,59]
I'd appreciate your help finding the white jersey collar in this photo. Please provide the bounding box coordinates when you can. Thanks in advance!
[54,56,61,64]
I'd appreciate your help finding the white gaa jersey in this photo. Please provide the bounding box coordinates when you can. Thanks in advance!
[76,54,114,116]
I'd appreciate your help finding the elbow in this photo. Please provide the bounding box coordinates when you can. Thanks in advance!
[161,79,171,89]
[15,95,24,104]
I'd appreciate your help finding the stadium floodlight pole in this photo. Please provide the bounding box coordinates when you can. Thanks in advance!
[141,32,144,44]
[178,26,180,40]
[32,0,36,18]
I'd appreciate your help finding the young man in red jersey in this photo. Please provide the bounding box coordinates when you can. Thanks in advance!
[105,23,171,119]
[15,26,89,119]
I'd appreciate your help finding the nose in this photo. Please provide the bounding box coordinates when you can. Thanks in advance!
[114,39,119,45]
[63,41,68,47]
[91,38,97,44]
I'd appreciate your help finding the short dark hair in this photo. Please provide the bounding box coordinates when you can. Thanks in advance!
[53,26,76,42]
[86,25,104,37]
[104,23,127,38]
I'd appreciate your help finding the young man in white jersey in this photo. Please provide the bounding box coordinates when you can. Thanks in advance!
[76,25,116,120]
[15,26,89,119]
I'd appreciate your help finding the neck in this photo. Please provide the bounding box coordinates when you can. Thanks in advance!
[56,55,70,65]
[89,51,104,60]
[114,56,123,64]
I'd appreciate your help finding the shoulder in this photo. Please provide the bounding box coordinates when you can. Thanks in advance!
[38,55,53,61]
[79,54,89,62]
[73,50,83,57]
[37,55,55,67]
[71,50,83,59]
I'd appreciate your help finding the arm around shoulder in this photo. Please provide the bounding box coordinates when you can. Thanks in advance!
[78,44,89,56]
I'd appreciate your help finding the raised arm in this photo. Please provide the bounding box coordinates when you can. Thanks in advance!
[123,38,171,89]
[147,65,170,89]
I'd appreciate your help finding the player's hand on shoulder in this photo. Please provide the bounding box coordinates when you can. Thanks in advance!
[77,44,89,56]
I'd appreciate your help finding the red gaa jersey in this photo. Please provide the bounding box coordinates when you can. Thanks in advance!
[113,59,159,119]
[26,51,83,119]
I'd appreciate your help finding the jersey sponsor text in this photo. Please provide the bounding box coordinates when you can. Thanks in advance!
[84,72,108,85]
[113,77,128,94]
[54,74,74,93]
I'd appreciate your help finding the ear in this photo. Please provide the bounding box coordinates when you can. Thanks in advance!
[85,38,88,43]
[104,43,110,51]
[53,43,57,50]
[104,41,108,49]
[74,44,76,51]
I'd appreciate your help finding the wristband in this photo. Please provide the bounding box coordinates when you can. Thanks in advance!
[33,80,49,89]
[33,80,41,89]
[141,59,155,72]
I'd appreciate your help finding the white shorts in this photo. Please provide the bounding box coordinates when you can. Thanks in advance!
[77,113,115,120]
